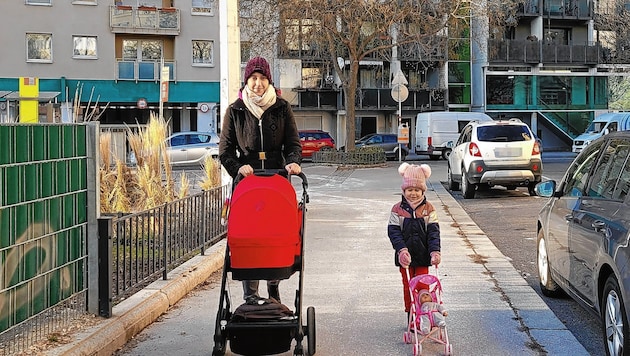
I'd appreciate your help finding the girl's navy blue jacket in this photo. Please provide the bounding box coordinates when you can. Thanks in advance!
[387,196,441,267]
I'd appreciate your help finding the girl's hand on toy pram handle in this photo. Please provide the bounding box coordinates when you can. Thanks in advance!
[430,251,441,266]
[398,248,411,268]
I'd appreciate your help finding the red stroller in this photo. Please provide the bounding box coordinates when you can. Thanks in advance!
[403,269,452,356]
[212,170,316,356]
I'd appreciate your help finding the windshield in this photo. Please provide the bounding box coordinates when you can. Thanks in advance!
[476,125,532,142]
[585,121,607,134]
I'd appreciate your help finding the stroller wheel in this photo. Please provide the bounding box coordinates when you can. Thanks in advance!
[403,332,412,344]
[445,343,453,355]
[306,306,316,356]
[413,343,421,356]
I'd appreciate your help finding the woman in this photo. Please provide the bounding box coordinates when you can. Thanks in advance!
[219,56,302,304]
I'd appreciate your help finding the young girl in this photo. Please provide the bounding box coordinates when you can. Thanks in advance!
[387,163,441,317]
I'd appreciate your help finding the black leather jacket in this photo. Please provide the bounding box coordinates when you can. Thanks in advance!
[219,96,302,178]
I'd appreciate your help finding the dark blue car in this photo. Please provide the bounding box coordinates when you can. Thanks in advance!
[536,131,630,356]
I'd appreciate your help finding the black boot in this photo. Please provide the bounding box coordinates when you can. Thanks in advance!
[268,283,281,303]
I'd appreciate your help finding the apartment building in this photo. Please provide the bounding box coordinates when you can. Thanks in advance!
[266,0,620,152]
[0,0,222,134]
[482,0,619,151]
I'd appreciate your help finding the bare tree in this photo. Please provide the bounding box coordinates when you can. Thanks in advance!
[240,0,519,150]
[593,0,630,110]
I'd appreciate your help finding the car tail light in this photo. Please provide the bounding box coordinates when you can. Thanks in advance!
[428,137,433,147]
[532,142,541,155]
[468,142,481,157]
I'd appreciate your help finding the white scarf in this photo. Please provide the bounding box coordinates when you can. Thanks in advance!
[242,84,277,119]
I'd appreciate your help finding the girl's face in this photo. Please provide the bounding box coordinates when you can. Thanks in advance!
[247,72,269,96]
[404,187,424,201]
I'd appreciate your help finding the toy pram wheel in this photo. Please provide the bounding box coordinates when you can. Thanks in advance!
[403,332,412,344]
[413,343,421,356]
[307,306,316,355]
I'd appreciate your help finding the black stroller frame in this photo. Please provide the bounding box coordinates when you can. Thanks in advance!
[213,171,316,356]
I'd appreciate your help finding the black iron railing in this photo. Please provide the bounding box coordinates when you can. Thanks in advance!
[98,185,229,314]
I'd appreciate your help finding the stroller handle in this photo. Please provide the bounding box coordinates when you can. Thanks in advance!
[234,169,309,201]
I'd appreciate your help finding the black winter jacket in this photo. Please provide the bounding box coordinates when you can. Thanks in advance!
[219,96,302,178]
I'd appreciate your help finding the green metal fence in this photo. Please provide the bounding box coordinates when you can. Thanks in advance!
[0,123,94,354]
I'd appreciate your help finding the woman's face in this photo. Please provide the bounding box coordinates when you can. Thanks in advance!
[247,72,269,96]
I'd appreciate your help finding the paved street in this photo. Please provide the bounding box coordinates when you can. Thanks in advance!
[81,160,591,356]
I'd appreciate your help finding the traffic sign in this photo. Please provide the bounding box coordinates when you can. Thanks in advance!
[391,84,409,103]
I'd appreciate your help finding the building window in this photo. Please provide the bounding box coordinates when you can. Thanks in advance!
[26,0,51,5]
[73,36,97,59]
[27,33,52,62]
[240,42,251,63]
[192,40,213,66]
[72,0,97,4]
[192,0,215,15]
[239,0,252,18]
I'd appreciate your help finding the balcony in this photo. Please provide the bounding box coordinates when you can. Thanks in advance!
[398,41,447,62]
[110,5,180,35]
[543,0,592,19]
[489,39,606,65]
[516,0,540,16]
[292,88,446,111]
[116,59,176,82]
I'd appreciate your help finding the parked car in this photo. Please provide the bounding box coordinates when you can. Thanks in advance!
[447,118,542,198]
[535,131,630,356]
[299,130,335,159]
[353,133,409,160]
[129,131,219,166]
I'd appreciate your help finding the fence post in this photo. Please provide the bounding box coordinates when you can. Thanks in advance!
[200,191,206,255]
[98,217,113,317]
[163,203,168,280]
[87,122,101,315]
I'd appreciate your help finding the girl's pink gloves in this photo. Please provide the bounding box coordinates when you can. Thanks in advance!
[398,248,412,268]
[431,251,441,266]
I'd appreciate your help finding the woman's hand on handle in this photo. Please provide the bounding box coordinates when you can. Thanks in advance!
[285,163,301,175]
[238,165,254,177]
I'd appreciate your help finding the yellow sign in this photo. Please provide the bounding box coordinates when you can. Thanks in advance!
[398,123,409,144]
[160,67,169,102]
[19,77,39,123]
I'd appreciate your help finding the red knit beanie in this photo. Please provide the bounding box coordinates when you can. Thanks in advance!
[244,56,272,83]
[399,163,432,191]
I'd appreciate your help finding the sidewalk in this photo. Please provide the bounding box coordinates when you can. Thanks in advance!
[49,162,588,355]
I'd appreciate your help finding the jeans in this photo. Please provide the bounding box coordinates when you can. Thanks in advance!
[243,280,280,302]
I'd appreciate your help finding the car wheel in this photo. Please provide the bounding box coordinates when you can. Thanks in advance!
[528,182,537,196]
[602,275,629,356]
[447,164,459,191]
[441,149,452,160]
[461,170,476,199]
[537,230,563,297]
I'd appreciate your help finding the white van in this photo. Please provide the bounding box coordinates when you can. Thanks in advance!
[415,111,493,159]
[572,113,630,153]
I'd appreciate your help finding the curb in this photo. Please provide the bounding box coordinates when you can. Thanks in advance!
[50,241,227,356]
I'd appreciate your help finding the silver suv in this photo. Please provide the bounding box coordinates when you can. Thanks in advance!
[447,119,542,198]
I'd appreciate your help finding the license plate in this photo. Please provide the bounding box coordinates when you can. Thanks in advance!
[494,147,521,157]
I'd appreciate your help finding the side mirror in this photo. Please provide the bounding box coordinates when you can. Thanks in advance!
[535,180,557,198]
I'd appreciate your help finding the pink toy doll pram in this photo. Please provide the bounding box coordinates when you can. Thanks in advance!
[403,269,452,355]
